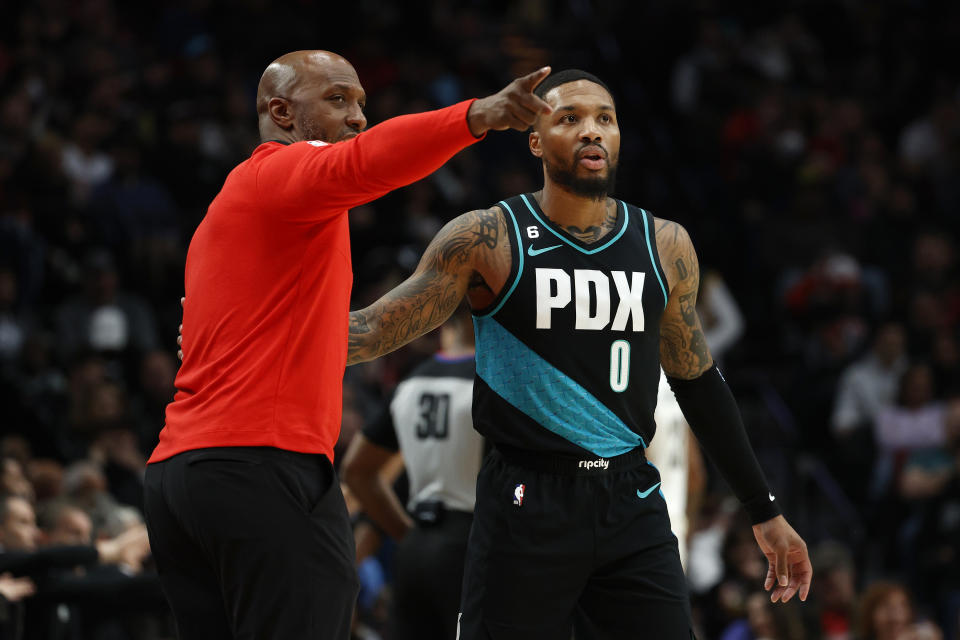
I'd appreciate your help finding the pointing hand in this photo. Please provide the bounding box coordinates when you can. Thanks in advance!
[467,67,554,136]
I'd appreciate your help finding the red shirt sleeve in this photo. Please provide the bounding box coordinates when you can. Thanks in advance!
[255,99,483,222]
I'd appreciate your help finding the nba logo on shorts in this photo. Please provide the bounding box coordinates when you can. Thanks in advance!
[513,484,525,506]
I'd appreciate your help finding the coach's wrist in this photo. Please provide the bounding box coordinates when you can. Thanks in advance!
[466,98,492,137]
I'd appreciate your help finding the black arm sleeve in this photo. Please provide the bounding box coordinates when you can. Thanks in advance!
[666,365,781,524]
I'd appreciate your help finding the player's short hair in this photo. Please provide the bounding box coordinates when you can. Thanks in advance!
[533,69,613,103]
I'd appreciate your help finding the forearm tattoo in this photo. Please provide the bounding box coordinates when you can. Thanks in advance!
[347,208,501,364]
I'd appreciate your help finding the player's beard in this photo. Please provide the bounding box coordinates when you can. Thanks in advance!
[544,153,617,201]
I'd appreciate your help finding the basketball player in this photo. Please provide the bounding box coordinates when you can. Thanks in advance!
[143,50,554,640]
[347,69,812,638]
[342,307,482,640]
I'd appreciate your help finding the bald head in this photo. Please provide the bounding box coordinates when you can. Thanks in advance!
[256,50,367,143]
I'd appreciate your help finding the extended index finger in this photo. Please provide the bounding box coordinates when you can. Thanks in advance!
[518,65,551,91]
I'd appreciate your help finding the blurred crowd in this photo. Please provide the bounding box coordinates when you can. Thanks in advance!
[0,0,958,638]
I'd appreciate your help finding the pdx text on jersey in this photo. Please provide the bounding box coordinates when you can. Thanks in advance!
[535,268,646,331]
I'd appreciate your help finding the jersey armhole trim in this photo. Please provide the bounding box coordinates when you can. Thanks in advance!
[641,208,669,309]
[474,201,523,318]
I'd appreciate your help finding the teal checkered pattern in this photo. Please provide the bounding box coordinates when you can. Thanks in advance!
[473,316,646,457]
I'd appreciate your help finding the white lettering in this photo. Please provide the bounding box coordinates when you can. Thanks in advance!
[574,270,610,330]
[611,271,645,332]
[577,458,610,470]
[535,269,571,329]
[536,268,647,332]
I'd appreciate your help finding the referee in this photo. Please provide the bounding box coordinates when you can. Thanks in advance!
[343,308,482,640]
[144,51,554,640]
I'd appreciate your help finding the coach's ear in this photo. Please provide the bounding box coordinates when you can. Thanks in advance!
[268,97,295,130]
[529,130,542,158]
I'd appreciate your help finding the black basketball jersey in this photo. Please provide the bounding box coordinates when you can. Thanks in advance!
[472,193,668,458]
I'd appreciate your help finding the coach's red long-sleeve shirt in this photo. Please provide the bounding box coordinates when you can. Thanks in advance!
[149,100,482,464]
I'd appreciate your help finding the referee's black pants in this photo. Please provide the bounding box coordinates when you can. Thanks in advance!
[393,508,473,640]
[144,447,359,640]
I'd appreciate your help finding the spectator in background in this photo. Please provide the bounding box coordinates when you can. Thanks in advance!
[25,459,63,503]
[832,322,908,438]
[830,322,908,502]
[784,251,872,363]
[915,401,960,640]
[0,268,32,368]
[0,459,34,503]
[60,112,114,206]
[0,495,39,552]
[4,332,68,459]
[86,140,181,300]
[874,364,946,457]
[694,514,770,639]
[898,99,959,172]
[719,590,806,640]
[855,581,943,640]
[128,350,177,457]
[0,0,959,635]
[54,249,157,367]
[60,461,127,536]
[37,503,92,547]
[783,250,874,449]
[807,541,858,640]
[65,380,149,509]
[0,493,158,640]
[929,329,960,397]
[868,364,949,572]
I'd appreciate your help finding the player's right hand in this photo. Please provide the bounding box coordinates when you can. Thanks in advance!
[467,66,553,136]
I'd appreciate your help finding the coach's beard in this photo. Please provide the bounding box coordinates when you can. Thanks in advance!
[298,117,357,144]
[545,155,617,201]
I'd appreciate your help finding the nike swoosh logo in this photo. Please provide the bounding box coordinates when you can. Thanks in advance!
[637,482,661,499]
[527,244,562,257]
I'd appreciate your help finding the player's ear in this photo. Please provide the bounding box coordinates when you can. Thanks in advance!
[268,97,295,130]
[529,130,542,158]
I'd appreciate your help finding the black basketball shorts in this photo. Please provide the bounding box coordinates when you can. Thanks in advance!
[457,446,694,640]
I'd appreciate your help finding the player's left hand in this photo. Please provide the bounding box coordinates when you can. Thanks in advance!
[751,515,812,603]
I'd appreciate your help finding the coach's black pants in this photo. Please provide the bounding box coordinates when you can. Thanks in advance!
[458,448,694,639]
[144,447,359,640]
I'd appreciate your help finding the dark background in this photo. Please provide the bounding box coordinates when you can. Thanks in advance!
[0,1,958,638]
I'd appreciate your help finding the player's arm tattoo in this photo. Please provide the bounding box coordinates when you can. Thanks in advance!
[348,208,500,365]
[656,219,713,379]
